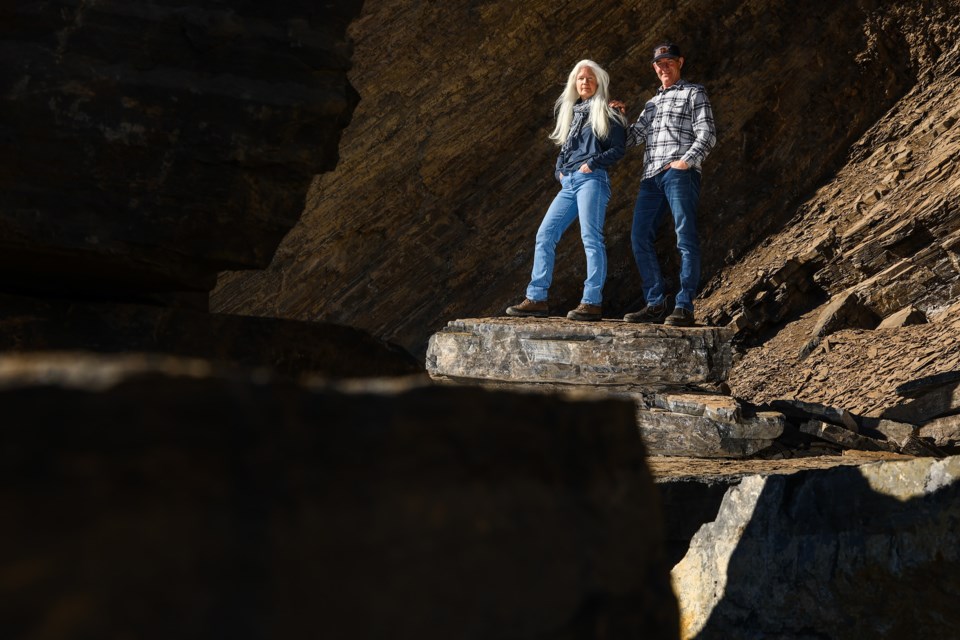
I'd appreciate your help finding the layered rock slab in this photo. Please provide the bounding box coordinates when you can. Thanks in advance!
[0,353,678,640]
[427,317,733,386]
[640,392,784,458]
[426,317,791,458]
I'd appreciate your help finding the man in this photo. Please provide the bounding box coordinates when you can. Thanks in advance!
[621,42,716,327]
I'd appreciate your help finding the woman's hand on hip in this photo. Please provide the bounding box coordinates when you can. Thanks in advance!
[578,163,593,173]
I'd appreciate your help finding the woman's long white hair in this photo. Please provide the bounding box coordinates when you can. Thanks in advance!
[549,59,625,145]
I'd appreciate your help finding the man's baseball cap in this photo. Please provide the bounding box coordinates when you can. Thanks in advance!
[651,43,682,62]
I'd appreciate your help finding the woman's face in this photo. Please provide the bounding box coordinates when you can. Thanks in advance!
[576,67,598,100]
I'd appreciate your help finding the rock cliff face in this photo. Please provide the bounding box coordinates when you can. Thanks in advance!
[1,1,362,300]
[211,0,958,364]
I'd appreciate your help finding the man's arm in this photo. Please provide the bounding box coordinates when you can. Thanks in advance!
[679,87,716,166]
[626,101,654,149]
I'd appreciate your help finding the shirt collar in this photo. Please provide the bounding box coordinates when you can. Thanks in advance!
[657,78,689,94]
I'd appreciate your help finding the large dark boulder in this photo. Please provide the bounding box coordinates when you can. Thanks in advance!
[0,354,678,639]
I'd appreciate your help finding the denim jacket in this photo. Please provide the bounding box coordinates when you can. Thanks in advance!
[555,108,626,180]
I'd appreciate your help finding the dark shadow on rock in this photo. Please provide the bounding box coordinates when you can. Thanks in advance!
[657,479,732,568]
[0,293,423,378]
[0,363,679,639]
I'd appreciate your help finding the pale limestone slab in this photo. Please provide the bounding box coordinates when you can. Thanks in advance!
[426,317,734,387]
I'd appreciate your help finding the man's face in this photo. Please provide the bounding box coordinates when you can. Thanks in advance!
[653,56,683,88]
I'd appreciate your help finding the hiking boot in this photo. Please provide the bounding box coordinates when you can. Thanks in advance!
[664,307,695,327]
[623,300,670,323]
[505,298,549,317]
[566,303,602,321]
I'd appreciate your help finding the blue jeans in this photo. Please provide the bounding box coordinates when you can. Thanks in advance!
[526,169,611,306]
[630,168,702,311]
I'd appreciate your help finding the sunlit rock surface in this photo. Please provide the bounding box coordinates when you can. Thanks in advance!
[427,317,733,386]
[672,455,960,639]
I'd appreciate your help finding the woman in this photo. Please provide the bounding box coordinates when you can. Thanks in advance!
[506,59,627,321]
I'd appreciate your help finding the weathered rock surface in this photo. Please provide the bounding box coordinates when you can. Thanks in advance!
[769,398,861,432]
[651,451,920,571]
[876,304,928,329]
[672,456,960,639]
[883,375,960,424]
[728,307,960,418]
[0,353,678,639]
[426,317,733,386]
[761,398,945,457]
[426,318,944,458]
[798,419,893,452]
[918,413,960,451]
[638,392,784,458]
[212,0,940,357]
[0,293,421,378]
[1,1,362,299]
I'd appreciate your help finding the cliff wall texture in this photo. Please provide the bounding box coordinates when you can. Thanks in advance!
[211,0,957,363]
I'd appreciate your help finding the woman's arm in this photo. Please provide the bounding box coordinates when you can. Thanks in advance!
[586,119,627,171]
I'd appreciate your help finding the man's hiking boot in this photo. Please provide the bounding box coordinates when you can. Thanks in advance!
[623,300,670,323]
[506,298,549,318]
[566,303,602,321]
[664,307,695,327]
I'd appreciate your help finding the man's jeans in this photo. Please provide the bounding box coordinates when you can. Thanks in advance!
[630,168,702,311]
[526,169,611,306]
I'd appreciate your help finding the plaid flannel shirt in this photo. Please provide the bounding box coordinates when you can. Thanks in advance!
[626,79,716,180]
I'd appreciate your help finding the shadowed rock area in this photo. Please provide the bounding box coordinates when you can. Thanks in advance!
[0,0,421,377]
[1,1,363,300]
[0,354,678,640]
[0,293,421,378]
[1,5,685,636]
